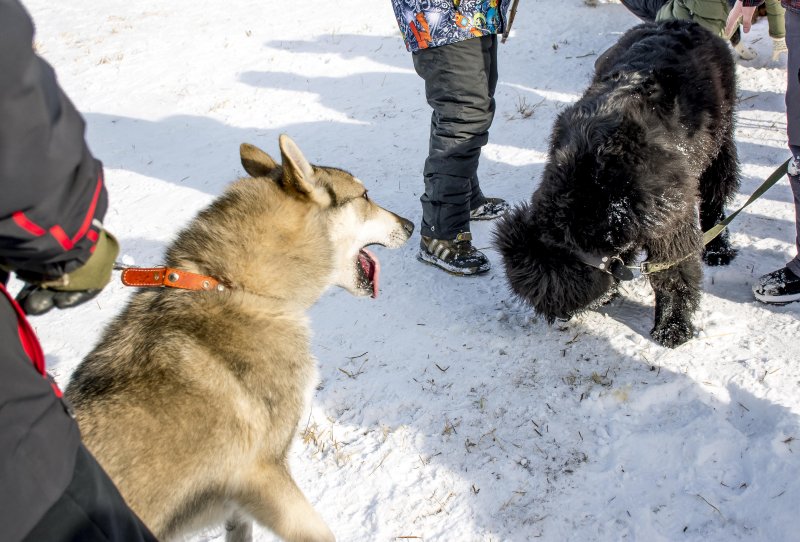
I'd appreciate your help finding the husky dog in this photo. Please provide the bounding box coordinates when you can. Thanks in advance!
[65,135,414,542]
[494,21,739,348]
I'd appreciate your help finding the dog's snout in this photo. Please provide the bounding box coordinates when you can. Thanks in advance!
[400,217,414,237]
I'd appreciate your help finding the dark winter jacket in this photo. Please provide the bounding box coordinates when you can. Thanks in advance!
[743,0,800,13]
[0,0,108,539]
[390,0,513,52]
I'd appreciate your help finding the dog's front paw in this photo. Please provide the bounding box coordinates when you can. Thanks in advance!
[703,244,738,266]
[650,320,693,348]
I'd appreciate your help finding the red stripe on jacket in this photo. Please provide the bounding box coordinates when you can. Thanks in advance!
[12,211,47,236]
[70,171,103,245]
[11,171,104,250]
[0,283,60,396]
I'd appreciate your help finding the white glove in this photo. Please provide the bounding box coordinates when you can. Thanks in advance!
[772,37,788,61]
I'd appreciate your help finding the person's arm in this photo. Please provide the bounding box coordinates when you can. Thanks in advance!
[726,0,764,35]
[0,0,118,314]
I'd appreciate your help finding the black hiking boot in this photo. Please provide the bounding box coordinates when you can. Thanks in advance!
[417,232,491,275]
[753,266,800,304]
[470,197,510,221]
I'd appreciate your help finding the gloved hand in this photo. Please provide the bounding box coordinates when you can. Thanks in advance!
[772,37,788,61]
[16,230,120,316]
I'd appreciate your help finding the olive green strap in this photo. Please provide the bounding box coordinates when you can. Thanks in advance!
[642,158,790,275]
[702,158,790,246]
[640,253,691,275]
[44,230,120,291]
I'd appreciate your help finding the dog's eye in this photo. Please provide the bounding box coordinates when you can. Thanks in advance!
[362,191,369,201]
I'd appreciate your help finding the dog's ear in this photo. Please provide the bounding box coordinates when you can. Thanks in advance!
[651,66,680,101]
[240,143,278,178]
[624,70,657,98]
[634,67,681,103]
[277,134,332,206]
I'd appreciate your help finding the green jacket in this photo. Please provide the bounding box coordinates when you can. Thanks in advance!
[656,0,730,37]
[656,0,785,38]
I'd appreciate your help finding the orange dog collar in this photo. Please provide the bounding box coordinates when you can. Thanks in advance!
[120,267,226,292]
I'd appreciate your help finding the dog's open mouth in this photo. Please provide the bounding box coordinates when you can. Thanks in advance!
[357,248,380,298]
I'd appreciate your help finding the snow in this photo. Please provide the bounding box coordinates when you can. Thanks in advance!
[17,0,800,540]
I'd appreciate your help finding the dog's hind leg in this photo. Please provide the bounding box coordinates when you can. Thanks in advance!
[699,132,740,266]
[238,461,335,542]
[224,510,253,542]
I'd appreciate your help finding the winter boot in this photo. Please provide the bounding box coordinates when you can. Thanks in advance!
[753,266,800,304]
[470,197,510,221]
[417,232,491,275]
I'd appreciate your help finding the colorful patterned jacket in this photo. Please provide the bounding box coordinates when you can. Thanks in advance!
[390,0,513,52]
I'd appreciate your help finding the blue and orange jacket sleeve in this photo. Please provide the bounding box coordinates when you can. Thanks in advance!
[0,0,107,281]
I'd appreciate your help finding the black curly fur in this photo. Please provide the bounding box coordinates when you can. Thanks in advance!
[494,20,740,348]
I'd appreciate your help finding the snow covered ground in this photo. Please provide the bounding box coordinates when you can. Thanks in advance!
[18,0,800,540]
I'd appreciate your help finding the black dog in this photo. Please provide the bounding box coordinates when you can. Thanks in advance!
[495,20,739,348]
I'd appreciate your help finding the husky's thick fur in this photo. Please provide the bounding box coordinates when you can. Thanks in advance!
[494,21,739,348]
[66,135,414,542]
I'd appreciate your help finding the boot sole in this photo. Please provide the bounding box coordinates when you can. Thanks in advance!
[753,291,800,304]
[469,214,505,221]
[416,251,491,276]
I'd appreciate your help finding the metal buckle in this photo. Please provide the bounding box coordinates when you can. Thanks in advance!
[575,250,636,281]
[608,257,634,281]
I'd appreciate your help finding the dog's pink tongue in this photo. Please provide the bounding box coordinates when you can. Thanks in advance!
[358,248,380,298]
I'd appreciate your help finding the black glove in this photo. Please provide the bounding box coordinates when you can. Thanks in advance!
[16,230,119,316]
[16,284,102,315]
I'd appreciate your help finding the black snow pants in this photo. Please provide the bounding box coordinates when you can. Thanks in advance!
[412,34,498,240]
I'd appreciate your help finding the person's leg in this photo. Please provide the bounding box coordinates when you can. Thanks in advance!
[467,35,498,211]
[753,10,800,303]
[22,444,157,542]
[413,35,496,241]
[619,0,667,22]
[766,0,786,39]
[785,10,800,276]
[788,162,800,275]
[466,35,511,221]
[786,143,800,279]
